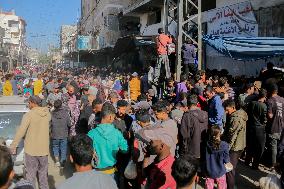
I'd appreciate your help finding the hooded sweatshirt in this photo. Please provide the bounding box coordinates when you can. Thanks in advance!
[11,107,51,156]
[180,108,208,158]
[205,141,230,179]
[87,123,128,169]
[51,108,71,139]
[224,109,248,151]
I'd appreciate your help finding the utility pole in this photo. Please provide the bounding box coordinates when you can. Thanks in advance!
[176,0,202,81]
[77,50,80,64]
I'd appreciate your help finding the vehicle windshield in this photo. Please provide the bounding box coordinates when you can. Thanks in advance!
[0,112,24,139]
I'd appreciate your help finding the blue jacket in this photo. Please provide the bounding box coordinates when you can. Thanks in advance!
[87,123,128,169]
[206,141,230,179]
[208,95,224,126]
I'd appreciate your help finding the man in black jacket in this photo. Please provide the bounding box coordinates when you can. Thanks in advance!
[179,95,208,159]
[245,89,267,169]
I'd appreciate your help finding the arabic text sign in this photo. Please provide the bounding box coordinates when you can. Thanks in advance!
[77,36,92,50]
[207,2,258,37]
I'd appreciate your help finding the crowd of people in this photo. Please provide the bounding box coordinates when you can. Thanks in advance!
[0,60,283,189]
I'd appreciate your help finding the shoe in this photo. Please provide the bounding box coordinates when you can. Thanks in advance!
[251,166,260,171]
[60,160,66,168]
[55,161,60,167]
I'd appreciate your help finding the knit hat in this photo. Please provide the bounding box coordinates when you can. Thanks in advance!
[143,127,175,148]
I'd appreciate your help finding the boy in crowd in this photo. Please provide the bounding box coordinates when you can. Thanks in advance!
[57,134,117,189]
[88,98,103,130]
[113,100,133,136]
[50,100,71,167]
[87,102,128,175]
[172,156,198,189]
[204,85,224,128]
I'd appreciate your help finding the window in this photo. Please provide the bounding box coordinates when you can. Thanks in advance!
[8,20,19,28]
[147,10,161,25]
[11,32,19,38]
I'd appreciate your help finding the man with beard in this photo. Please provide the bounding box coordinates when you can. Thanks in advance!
[61,85,80,136]
[113,100,133,138]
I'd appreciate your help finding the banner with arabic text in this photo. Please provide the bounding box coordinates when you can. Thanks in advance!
[207,1,258,37]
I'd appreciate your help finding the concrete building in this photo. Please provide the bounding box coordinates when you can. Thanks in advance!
[26,47,40,64]
[60,25,77,63]
[123,0,177,36]
[80,0,128,49]
[78,0,132,66]
[0,26,9,71]
[60,25,77,54]
[0,10,27,69]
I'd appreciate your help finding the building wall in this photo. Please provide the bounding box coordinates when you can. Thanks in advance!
[255,4,284,37]
[80,0,125,49]
[0,11,26,67]
[60,25,77,54]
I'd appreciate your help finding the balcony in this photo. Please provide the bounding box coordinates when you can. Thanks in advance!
[124,0,164,15]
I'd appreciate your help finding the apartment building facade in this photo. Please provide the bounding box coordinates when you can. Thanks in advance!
[0,10,27,69]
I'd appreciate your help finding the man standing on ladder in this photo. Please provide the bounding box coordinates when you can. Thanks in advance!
[154,28,172,84]
[182,39,197,75]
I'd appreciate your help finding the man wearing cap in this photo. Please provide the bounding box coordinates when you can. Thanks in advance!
[47,83,62,107]
[142,127,176,189]
[10,96,51,189]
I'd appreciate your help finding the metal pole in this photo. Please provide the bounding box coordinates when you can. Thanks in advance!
[165,0,169,34]
[197,0,202,70]
[77,50,80,64]
[176,0,183,82]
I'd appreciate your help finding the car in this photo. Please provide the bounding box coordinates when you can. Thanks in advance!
[0,96,29,176]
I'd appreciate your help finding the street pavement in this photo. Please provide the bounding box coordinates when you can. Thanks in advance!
[47,155,278,189]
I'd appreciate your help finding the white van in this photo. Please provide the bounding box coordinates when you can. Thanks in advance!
[0,96,29,176]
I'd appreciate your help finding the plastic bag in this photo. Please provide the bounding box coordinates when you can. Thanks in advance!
[259,173,282,189]
[224,162,233,172]
[124,160,137,180]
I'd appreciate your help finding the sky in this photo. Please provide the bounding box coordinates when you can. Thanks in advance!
[0,0,80,53]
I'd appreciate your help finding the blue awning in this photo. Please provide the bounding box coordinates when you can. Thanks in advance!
[203,35,284,61]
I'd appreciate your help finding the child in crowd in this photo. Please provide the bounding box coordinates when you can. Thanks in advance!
[50,100,71,167]
[23,84,33,97]
[205,126,230,189]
